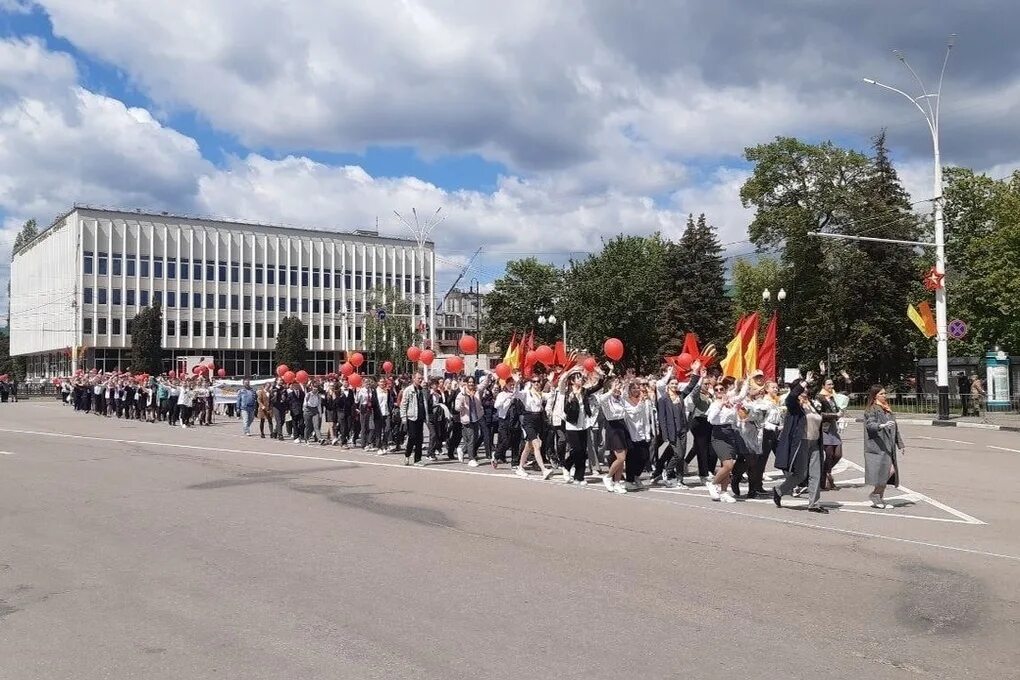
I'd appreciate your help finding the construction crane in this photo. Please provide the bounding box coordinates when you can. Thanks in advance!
[439,247,482,312]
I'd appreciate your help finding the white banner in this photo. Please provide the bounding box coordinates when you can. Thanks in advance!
[212,378,274,405]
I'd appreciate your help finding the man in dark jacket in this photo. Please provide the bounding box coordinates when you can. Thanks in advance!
[653,364,702,487]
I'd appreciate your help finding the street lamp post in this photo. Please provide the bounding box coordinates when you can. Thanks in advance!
[862,35,955,420]
[762,287,786,380]
[537,313,567,350]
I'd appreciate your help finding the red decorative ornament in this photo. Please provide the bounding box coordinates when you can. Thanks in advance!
[603,338,624,362]
[350,352,365,368]
[348,373,363,389]
[458,335,478,355]
[217,368,226,377]
[446,356,465,374]
[419,349,435,366]
[340,362,354,376]
[276,364,289,377]
[923,266,944,291]
[382,361,394,374]
[535,344,555,366]
[295,370,310,385]
[406,346,421,362]
[495,363,512,380]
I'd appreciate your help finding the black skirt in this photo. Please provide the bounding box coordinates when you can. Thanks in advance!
[711,424,740,462]
[521,412,542,440]
[605,419,630,452]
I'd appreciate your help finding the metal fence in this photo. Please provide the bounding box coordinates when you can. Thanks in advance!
[843,391,1020,427]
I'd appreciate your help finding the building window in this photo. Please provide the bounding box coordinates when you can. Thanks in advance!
[206,321,214,338]
[312,325,320,340]
[193,321,201,337]
[112,289,121,305]
[243,296,251,311]
[126,289,135,306]
[301,299,309,313]
[255,296,264,311]
[112,318,121,335]
[230,294,239,310]
[206,293,214,309]
[243,267,252,284]
[255,323,263,338]
[255,267,263,284]
[193,292,201,308]
[140,258,150,278]
[290,298,298,313]
[355,274,363,290]
[141,290,150,306]
[179,259,189,280]
[312,270,320,287]
[323,272,331,288]
[98,252,108,275]
[179,320,188,336]
[98,318,107,334]
[83,251,94,274]
[354,326,362,341]
[231,322,239,337]
[206,263,214,280]
[154,259,163,278]
[180,292,188,308]
[289,268,298,286]
[219,263,227,282]
[301,268,309,287]
[344,274,351,289]
[278,297,287,312]
[193,262,202,280]
[267,297,275,312]
[267,268,276,285]
[112,255,122,276]
[312,299,320,313]
[167,259,177,278]
[153,291,162,307]
[218,322,226,338]
[354,299,363,313]
[83,287,93,304]
[231,262,239,282]
[323,326,331,340]
[97,288,108,305]
[267,323,275,337]
[167,291,176,307]
[335,300,343,313]
[219,293,227,309]
[127,259,136,277]
[243,322,251,337]
[83,318,93,334]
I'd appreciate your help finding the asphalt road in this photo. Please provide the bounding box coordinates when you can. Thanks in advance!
[1,401,1018,679]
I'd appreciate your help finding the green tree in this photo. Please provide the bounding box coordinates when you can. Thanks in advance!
[655,214,732,357]
[362,286,414,371]
[943,168,1020,356]
[730,256,785,320]
[129,304,164,375]
[482,258,562,347]
[275,316,308,370]
[561,234,669,371]
[11,218,38,258]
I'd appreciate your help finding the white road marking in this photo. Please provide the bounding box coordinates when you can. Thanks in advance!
[917,435,975,446]
[0,451,14,455]
[0,426,1010,561]
[989,445,1020,454]
[839,459,984,525]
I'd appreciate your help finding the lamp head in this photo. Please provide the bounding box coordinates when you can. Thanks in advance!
[762,288,770,301]
[778,288,787,301]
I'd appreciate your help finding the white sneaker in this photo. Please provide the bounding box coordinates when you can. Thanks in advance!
[577,480,588,486]
[561,467,571,482]
[564,477,574,484]
[602,476,615,492]
[180,424,187,429]
[707,483,721,500]
[613,482,628,494]
[721,491,737,503]
[515,467,528,478]
[467,459,479,467]
[869,493,886,509]
[541,468,555,481]
[700,476,710,485]
[414,461,426,467]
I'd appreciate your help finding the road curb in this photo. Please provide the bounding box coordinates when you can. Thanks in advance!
[852,416,1019,432]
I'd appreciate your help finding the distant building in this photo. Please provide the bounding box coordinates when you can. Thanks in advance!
[9,206,435,377]
[436,287,484,353]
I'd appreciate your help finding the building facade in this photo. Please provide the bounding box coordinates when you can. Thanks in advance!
[10,207,435,378]
[435,287,485,353]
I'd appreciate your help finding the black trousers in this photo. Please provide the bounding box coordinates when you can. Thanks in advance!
[625,440,650,483]
[405,418,424,462]
[493,417,520,463]
[654,432,688,480]
[754,428,779,491]
[446,420,462,458]
[462,422,482,460]
[686,417,716,477]
[565,429,589,481]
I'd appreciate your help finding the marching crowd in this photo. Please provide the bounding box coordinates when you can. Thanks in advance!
[56,358,906,512]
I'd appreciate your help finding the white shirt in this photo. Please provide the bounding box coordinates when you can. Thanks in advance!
[516,388,545,414]
[375,387,390,416]
[598,391,627,421]
[623,399,653,442]
[177,388,193,407]
[495,391,515,419]
[706,399,738,426]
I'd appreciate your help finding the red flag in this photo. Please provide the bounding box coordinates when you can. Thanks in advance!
[682,332,700,358]
[758,313,778,381]
[554,340,568,368]
[734,314,747,338]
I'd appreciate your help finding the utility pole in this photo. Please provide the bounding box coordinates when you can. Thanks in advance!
[858,35,955,419]
[394,207,445,378]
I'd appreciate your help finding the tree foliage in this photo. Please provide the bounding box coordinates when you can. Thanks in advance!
[482,258,562,346]
[362,286,414,371]
[11,218,37,260]
[730,256,785,321]
[129,304,164,375]
[275,316,308,370]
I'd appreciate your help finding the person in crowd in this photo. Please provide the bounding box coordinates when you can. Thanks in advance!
[561,366,606,484]
[653,362,702,487]
[816,363,850,490]
[270,379,289,440]
[287,381,306,442]
[355,378,374,449]
[772,372,828,513]
[428,378,451,461]
[177,379,194,429]
[863,385,905,509]
[515,372,555,480]
[303,381,323,444]
[970,374,986,418]
[455,375,485,466]
[236,379,257,436]
[399,372,428,466]
[598,375,630,493]
[372,377,393,452]
[621,378,655,491]
[957,372,972,416]
[685,374,716,484]
[751,381,783,497]
[706,381,742,503]
[257,382,272,438]
[492,376,521,469]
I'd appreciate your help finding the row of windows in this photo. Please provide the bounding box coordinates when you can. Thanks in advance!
[82,252,430,292]
[83,317,364,342]
[80,287,416,315]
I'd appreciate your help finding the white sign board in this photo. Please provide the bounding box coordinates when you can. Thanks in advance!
[986,364,1010,404]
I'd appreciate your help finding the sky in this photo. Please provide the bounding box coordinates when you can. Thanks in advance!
[1,1,1019,317]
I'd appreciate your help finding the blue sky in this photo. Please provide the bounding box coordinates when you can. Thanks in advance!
[2,1,1019,318]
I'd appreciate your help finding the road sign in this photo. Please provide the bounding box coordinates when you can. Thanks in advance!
[376,308,387,321]
[948,319,967,340]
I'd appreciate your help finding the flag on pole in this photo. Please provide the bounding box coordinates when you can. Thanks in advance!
[917,301,937,338]
[503,332,518,367]
[907,304,935,338]
[742,313,760,374]
[758,313,778,381]
[719,333,744,379]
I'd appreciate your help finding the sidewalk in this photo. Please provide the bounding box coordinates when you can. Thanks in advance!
[846,410,1020,432]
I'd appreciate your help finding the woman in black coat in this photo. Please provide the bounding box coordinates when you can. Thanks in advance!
[772,372,828,514]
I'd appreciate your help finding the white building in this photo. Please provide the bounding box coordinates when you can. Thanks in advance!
[10,206,435,378]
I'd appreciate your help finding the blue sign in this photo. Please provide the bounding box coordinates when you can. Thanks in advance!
[948,319,967,340]
[376,309,387,321]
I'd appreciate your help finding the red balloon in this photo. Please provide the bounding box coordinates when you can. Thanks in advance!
[525,350,537,366]
[676,352,694,372]
[582,357,597,372]
[382,361,394,374]
[419,349,435,366]
[217,368,226,377]
[296,370,310,384]
[458,335,478,354]
[168,371,176,379]
[535,344,555,366]
[276,364,289,377]
[407,346,421,362]
[283,370,296,384]
[340,362,354,376]
[350,352,365,368]
[446,356,464,374]
[603,338,624,362]
[495,362,512,380]
[348,373,363,388]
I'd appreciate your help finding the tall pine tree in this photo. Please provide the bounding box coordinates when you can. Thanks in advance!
[129,304,164,375]
[275,317,309,370]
